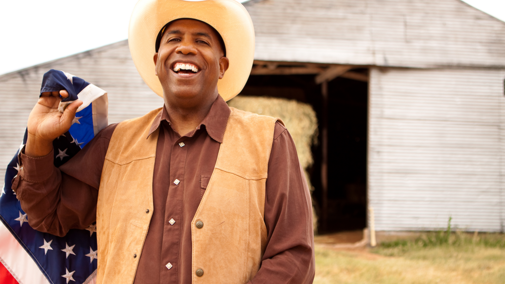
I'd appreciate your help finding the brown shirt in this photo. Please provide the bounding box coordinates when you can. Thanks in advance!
[13,96,315,284]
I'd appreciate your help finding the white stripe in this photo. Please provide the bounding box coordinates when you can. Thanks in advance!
[0,221,50,284]
[83,270,97,284]
[91,94,109,136]
[76,84,107,112]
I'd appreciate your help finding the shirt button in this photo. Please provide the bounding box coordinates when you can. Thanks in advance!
[145,209,150,214]
[169,218,176,226]
[133,253,137,258]
[195,220,204,229]
[179,142,185,147]
[166,262,173,270]
[174,179,180,185]
[195,268,204,277]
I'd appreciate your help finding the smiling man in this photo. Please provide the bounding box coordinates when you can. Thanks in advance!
[12,0,315,283]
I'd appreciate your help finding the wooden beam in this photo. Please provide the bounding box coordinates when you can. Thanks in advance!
[266,63,278,70]
[251,66,324,75]
[321,80,328,232]
[341,71,369,82]
[315,65,351,84]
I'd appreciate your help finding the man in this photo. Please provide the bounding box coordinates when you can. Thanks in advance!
[12,0,315,283]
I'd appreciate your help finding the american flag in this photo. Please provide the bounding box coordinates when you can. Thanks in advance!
[0,70,108,284]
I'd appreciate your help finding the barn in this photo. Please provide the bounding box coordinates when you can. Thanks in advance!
[1,0,504,237]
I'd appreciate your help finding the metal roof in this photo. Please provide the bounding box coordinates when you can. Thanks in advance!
[245,0,505,68]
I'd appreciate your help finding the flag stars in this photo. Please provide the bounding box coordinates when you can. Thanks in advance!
[39,239,53,255]
[56,148,69,161]
[86,223,96,236]
[62,71,74,84]
[61,243,76,258]
[13,163,21,172]
[72,116,83,125]
[14,211,28,227]
[85,247,97,263]
[70,137,84,147]
[61,268,76,283]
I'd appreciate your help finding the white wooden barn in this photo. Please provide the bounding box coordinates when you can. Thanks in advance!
[1,0,504,234]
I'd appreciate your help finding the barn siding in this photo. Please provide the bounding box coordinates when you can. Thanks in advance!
[0,41,163,187]
[369,67,505,232]
[245,0,505,68]
[1,0,505,233]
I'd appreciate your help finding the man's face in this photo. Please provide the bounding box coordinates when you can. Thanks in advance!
[153,19,229,105]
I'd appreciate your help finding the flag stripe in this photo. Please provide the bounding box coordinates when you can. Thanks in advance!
[0,221,49,284]
[0,261,19,284]
[1,70,106,284]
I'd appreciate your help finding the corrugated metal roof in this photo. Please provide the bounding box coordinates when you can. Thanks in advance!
[245,0,505,68]
[368,67,505,232]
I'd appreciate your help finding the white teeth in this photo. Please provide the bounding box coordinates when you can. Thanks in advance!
[173,63,199,72]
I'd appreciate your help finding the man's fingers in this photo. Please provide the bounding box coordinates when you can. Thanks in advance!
[40,90,67,97]
[60,100,83,127]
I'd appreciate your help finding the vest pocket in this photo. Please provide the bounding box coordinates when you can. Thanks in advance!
[102,220,147,282]
[192,169,251,282]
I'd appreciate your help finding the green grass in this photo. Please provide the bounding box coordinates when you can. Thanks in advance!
[314,244,505,284]
[314,224,505,284]
[375,219,505,257]
[376,231,505,254]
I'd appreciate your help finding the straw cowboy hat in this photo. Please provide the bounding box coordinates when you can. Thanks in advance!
[128,0,255,101]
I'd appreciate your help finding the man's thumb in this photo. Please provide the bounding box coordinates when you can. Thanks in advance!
[61,100,83,127]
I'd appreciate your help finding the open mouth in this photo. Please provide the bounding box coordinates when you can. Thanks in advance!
[172,62,200,75]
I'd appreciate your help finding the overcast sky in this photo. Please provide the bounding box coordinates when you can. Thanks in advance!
[0,0,503,76]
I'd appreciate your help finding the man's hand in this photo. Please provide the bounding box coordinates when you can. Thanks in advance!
[25,90,83,157]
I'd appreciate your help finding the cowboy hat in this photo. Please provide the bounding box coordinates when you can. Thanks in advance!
[128,0,255,101]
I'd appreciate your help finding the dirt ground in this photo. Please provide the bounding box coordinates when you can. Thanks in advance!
[314,230,364,245]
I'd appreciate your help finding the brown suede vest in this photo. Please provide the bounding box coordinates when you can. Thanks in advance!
[96,107,277,283]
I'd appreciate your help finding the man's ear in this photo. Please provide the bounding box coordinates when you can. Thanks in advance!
[153,53,159,76]
[219,57,229,79]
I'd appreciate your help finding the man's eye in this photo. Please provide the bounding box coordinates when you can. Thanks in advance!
[167,38,181,43]
[197,40,209,45]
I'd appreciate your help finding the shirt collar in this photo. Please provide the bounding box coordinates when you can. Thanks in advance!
[147,95,231,143]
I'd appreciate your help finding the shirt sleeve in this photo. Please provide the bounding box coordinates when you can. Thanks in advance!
[11,124,118,237]
[249,122,316,284]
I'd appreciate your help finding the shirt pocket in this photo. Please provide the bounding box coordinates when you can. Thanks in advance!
[200,175,210,189]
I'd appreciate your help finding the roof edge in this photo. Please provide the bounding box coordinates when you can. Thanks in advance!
[0,40,129,82]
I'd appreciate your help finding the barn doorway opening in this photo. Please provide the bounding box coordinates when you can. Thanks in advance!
[238,63,369,235]
[318,70,369,234]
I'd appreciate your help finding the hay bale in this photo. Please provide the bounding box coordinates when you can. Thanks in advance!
[228,96,318,171]
[228,96,319,232]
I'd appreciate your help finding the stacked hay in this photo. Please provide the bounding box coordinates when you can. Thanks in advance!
[228,96,319,232]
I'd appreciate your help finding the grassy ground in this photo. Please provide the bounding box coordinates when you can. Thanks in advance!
[314,231,505,284]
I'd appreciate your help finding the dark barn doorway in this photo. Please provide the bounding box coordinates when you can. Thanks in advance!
[239,63,369,235]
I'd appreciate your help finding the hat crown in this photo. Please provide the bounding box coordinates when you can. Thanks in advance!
[129,0,255,101]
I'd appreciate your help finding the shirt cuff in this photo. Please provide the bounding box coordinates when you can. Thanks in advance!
[18,148,55,183]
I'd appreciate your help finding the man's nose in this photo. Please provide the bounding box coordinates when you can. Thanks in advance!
[176,40,197,55]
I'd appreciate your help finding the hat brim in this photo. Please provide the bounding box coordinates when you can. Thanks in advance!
[128,0,255,101]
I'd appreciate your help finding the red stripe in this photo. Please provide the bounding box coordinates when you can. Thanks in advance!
[0,262,19,284]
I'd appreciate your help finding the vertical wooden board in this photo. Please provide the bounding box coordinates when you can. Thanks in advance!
[369,67,505,232]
